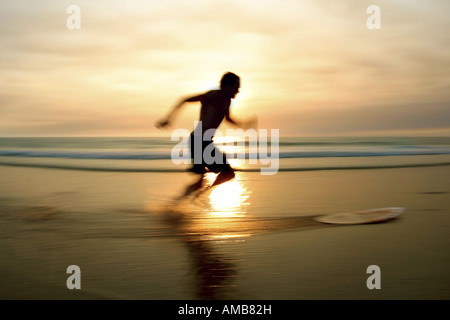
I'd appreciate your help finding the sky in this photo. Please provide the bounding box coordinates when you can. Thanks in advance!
[1,0,449,137]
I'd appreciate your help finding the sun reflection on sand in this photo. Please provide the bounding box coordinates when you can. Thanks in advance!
[204,172,250,217]
[194,172,251,240]
[148,170,258,242]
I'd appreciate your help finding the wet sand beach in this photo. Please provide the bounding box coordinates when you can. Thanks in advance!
[0,164,449,299]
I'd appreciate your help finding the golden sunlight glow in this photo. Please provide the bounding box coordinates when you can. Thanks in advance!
[162,172,254,241]
[204,172,250,217]
[226,158,245,170]
[213,136,245,154]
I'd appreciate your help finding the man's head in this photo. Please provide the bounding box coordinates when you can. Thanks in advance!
[220,72,240,99]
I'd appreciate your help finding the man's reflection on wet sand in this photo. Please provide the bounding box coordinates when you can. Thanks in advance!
[163,211,245,299]
[159,173,327,299]
[161,173,249,299]
[182,234,238,299]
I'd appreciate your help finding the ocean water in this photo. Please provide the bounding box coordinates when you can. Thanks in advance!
[0,136,449,173]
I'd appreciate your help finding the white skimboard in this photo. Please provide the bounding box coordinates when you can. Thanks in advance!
[315,207,404,225]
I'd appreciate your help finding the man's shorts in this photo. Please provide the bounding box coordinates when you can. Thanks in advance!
[189,133,232,174]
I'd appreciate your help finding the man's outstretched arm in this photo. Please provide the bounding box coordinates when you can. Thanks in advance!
[155,93,206,129]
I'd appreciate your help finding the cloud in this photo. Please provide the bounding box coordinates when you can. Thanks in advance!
[263,100,450,136]
[0,0,449,136]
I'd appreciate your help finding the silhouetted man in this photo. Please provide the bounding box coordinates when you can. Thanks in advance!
[156,72,255,198]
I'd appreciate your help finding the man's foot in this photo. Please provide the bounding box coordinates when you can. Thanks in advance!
[211,169,235,187]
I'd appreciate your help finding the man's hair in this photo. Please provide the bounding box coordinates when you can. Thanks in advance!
[220,72,240,89]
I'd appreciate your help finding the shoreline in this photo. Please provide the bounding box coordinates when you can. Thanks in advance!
[1,164,449,299]
[0,154,449,173]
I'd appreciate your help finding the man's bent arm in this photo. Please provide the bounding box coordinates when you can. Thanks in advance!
[226,107,258,129]
[225,106,243,127]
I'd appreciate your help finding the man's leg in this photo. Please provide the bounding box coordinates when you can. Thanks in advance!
[208,142,235,187]
[191,142,235,199]
[211,167,235,187]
